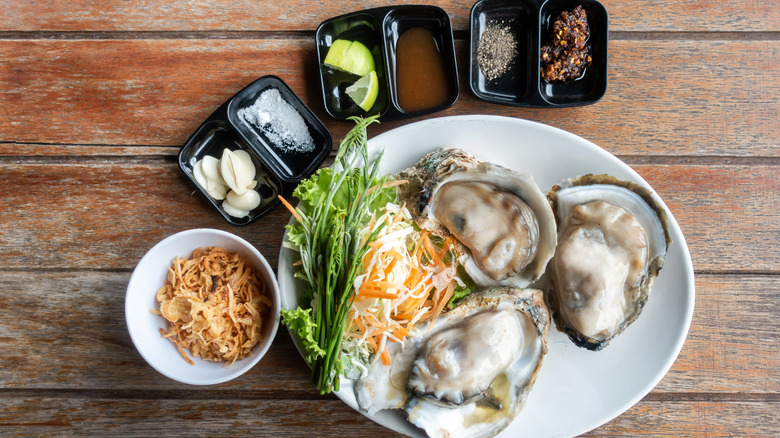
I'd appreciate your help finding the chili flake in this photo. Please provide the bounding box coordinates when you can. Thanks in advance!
[541,6,592,83]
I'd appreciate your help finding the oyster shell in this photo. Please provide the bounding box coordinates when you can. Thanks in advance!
[546,174,672,350]
[397,148,557,288]
[354,287,550,438]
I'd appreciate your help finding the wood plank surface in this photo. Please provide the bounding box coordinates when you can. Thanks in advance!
[1,0,778,32]
[1,0,778,436]
[0,397,777,437]
[0,272,777,394]
[1,39,778,157]
[1,162,776,272]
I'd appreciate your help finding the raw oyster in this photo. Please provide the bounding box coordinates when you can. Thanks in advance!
[354,287,550,438]
[546,174,672,350]
[397,148,557,288]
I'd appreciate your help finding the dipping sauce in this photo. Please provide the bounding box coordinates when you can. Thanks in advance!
[395,27,450,112]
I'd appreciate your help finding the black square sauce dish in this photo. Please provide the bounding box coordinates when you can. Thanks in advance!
[470,0,608,107]
[316,5,459,121]
[179,75,332,226]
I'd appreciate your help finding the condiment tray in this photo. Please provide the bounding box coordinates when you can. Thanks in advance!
[178,75,332,226]
[470,0,608,107]
[316,5,459,121]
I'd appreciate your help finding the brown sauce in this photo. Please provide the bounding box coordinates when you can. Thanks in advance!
[395,27,450,112]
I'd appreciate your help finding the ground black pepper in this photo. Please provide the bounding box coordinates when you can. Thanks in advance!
[541,6,592,82]
[477,21,517,81]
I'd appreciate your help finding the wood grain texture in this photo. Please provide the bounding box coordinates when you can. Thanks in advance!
[0,397,776,437]
[1,0,778,436]
[0,0,777,32]
[655,275,780,394]
[0,398,403,437]
[1,39,778,157]
[585,400,779,436]
[0,271,777,394]
[0,162,776,272]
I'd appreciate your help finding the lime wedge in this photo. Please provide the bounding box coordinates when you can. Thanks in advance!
[345,70,379,111]
[323,39,375,77]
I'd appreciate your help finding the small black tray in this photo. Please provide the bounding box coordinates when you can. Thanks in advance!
[315,5,459,121]
[178,75,332,226]
[470,0,608,107]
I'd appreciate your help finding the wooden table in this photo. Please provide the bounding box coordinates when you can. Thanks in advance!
[1,1,777,436]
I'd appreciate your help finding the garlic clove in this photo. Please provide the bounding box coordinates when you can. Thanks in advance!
[206,181,228,200]
[232,149,257,181]
[219,149,240,192]
[221,200,250,218]
[226,189,262,211]
[201,155,226,186]
[220,149,256,195]
[194,158,228,200]
[193,159,208,188]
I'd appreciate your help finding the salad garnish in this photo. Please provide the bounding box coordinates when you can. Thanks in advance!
[280,117,473,394]
[280,116,396,393]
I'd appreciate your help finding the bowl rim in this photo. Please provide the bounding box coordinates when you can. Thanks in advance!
[125,228,281,385]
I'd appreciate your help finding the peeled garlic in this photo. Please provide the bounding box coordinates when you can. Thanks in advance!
[193,160,208,188]
[205,180,228,200]
[193,158,227,200]
[193,148,262,218]
[226,189,262,211]
[222,201,250,219]
[200,155,225,186]
[220,149,256,195]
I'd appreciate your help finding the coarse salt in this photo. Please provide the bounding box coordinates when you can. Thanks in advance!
[238,88,315,153]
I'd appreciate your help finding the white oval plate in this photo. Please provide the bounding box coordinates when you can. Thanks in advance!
[277,115,695,437]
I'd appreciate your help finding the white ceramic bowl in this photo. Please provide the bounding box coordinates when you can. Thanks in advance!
[125,228,280,385]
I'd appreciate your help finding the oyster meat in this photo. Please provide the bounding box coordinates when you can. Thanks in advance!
[354,287,550,438]
[397,148,557,288]
[546,174,672,350]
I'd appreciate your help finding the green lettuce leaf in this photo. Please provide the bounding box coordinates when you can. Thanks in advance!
[280,307,325,363]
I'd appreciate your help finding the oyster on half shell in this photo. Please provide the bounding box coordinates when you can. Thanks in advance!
[354,287,550,438]
[546,174,672,350]
[397,148,557,288]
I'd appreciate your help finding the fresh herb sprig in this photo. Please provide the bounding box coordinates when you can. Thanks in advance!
[281,116,395,394]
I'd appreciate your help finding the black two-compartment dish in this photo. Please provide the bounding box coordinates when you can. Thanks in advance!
[470,0,608,107]
[316,5,459,121]
[179,75,332,226]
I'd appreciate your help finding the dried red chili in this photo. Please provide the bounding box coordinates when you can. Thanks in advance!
[541,6,592,83]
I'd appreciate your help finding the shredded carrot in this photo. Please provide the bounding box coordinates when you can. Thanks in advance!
[277,195,302,222]
[372,280,404,289]
[380,347,391,365]
[383,254,400,274]
[365,313,382,327]
[357,289,399,300]
[428,283,455,330]
[345,204,463,368]
[422,233,444,267]
[366,336,378,352]
[392,326,409,339]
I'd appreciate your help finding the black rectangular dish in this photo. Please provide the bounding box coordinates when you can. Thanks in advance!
[178,75,332,226]
[316,5,459,121]
[470,0,608,107]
